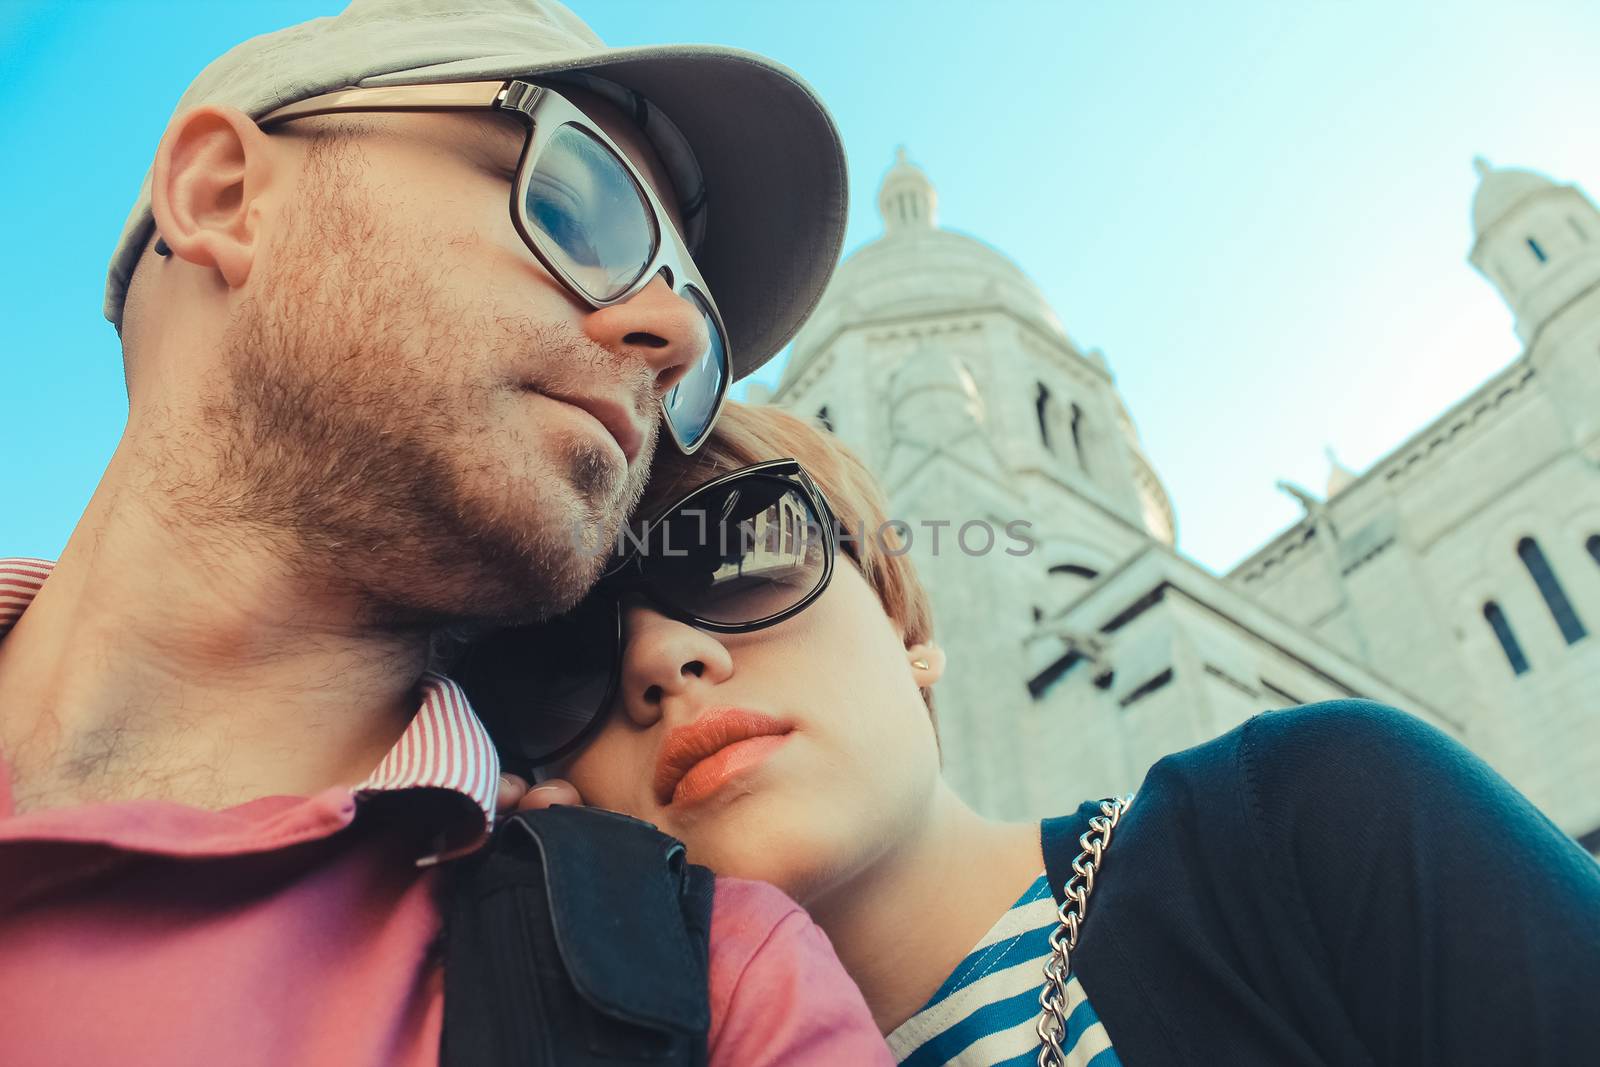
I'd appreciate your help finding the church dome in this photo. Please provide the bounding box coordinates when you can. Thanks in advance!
[780,150,1069,390]
[1471,157,1556,234]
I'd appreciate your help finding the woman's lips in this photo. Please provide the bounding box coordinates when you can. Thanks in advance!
[654,708,793,807]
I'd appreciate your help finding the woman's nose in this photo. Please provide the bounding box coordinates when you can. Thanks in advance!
[617,602,734,729]
[584,271,712,397]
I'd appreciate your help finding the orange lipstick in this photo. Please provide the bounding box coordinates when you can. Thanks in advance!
[654,708,793,807]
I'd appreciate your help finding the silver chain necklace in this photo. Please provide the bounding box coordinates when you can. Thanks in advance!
[1035,795,1133,1067]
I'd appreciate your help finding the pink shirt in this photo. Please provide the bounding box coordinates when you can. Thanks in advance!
[0,558,890,1066]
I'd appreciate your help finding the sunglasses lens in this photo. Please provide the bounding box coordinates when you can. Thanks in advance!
[662,288,729,453]
[646,476,828,627]
[449,596,618,768]
[526,124,655,300]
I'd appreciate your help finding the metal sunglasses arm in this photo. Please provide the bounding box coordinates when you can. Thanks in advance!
[256,79,510,128]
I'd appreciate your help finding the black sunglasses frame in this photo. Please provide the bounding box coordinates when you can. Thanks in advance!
[597,457,845,634]
[469,458,846,776]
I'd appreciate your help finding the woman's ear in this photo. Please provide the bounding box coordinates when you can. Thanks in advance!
[906,642,946,687]
[148,104,280,290]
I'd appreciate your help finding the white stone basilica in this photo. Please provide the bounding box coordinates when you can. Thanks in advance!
[755,150,1600,855]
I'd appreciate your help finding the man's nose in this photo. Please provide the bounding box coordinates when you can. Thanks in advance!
[584,271,710,397]
[618,603,734,729]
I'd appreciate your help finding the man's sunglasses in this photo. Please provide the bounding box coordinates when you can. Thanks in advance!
[450,459,852,776]
[258,79,729,454]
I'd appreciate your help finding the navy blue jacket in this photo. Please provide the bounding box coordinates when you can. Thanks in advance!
[1045,700,1600,1065]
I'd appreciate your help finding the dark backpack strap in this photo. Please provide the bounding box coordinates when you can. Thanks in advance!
[441,806,713,1067]
[677,863,716,1066]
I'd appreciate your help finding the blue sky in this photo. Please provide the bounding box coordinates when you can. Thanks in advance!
[3,0,1598,572]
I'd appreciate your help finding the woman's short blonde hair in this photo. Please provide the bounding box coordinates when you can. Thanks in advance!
[640,401,939,721]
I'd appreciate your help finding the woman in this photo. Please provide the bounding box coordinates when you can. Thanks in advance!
[464,402,1600,1066]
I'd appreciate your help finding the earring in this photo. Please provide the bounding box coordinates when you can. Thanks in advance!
[154,236,172,257]
[911,658,931,671]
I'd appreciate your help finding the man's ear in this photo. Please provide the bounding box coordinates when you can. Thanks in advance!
[907,641,946,687]
[148,104,279,291]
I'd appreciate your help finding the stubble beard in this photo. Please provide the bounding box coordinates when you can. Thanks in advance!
[192,152,652,630]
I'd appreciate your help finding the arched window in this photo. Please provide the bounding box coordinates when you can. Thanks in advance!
[1587,534,1600,569]
[1069,403,1089,472]
[1035,382,1054,452]
[1035,564,1099,622]
[1527,237,1548,263]
[1518,537,1587,644]
[1483,602,1530,676]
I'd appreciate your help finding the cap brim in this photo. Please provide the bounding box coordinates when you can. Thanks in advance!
[356,46,849,380]
[587,49,847,381]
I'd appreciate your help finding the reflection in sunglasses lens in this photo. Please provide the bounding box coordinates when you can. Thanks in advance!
[527,124,655,300]
[648,480,824,626]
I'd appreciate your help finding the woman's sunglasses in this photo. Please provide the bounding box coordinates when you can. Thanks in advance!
[450,459,851,776]
[257,79,730,453]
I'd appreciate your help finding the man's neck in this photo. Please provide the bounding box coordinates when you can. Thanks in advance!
[804,787,1044,1035]
[0,444,433,815]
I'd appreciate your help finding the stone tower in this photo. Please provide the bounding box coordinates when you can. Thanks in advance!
[777,150,1174,559]
[1469,157,1600,346]
[773,152,1183,810]
[1468,159,1600,465]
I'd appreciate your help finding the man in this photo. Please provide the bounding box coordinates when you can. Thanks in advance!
[0,1,886,1063]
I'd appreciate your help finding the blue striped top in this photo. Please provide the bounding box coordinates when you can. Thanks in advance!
[885,872,1122,1067]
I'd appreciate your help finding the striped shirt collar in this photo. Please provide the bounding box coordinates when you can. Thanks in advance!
[0,557,501,843]
[888,868,1121,1066]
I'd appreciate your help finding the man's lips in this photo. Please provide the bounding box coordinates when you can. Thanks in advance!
[654,708,793,807]
[526,386,646,464]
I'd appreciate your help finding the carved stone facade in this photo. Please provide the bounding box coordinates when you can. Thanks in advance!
[766,153,1600,853]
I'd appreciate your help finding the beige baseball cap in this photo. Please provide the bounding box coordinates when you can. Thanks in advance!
[103,0,848,380]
